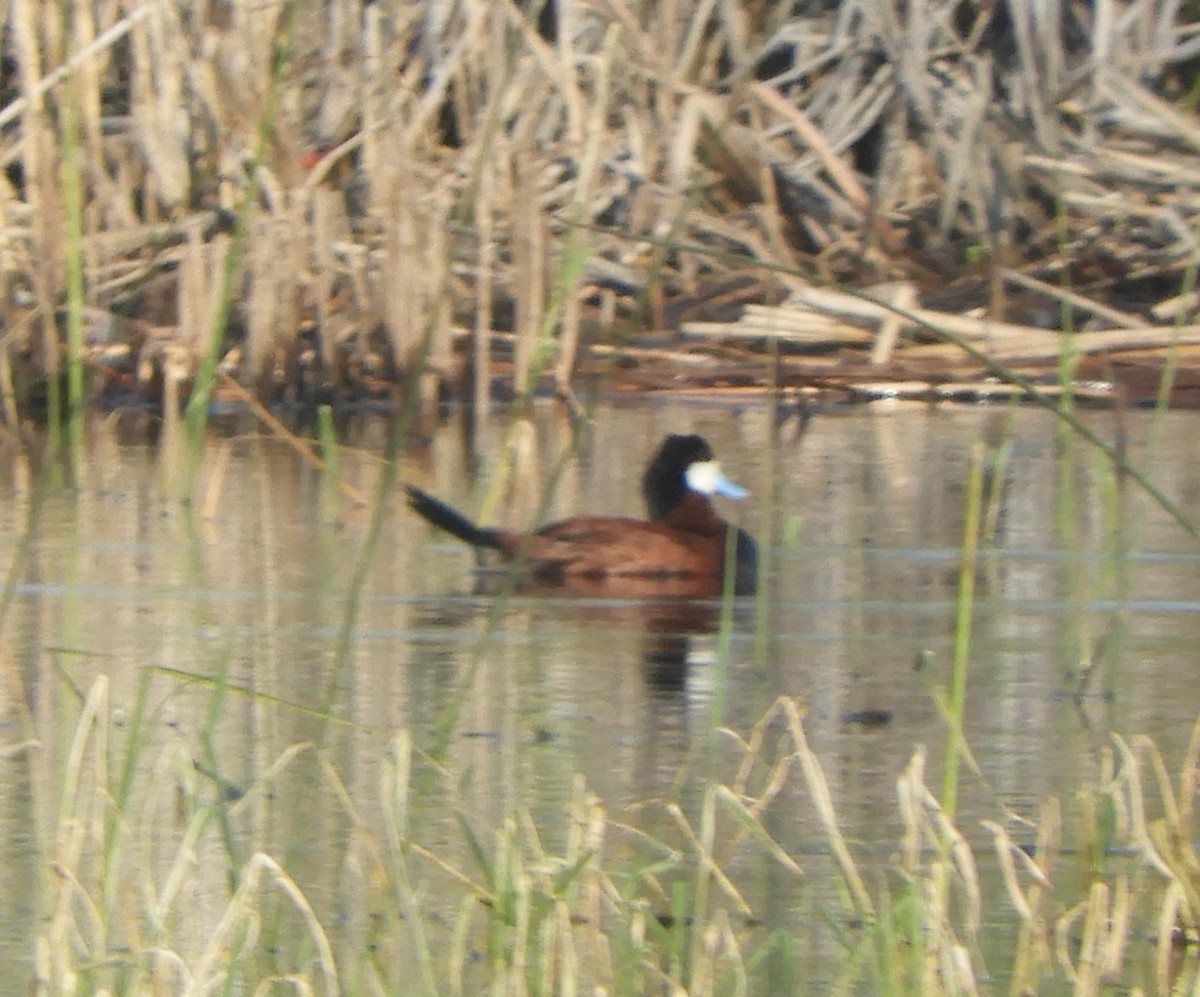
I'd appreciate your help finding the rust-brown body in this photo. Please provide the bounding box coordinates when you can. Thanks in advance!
[405,435,757,598]
[493,494,736,586]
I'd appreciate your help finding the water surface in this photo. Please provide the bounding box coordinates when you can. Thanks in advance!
[2,402,1198,991]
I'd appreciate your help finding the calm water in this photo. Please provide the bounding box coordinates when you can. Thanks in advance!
[2,401,1200,991]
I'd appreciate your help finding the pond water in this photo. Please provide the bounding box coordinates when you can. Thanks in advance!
[2,400,1199,991]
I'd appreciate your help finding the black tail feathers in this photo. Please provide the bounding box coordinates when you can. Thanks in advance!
[404,485,505,551]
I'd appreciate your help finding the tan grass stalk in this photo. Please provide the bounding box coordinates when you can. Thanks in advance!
[691,909,747,997]
[60,676,109,824]
[245,215,301,381]
[514,152,547,397]
[1101,875,1132,977]
[898,748,926,873]
[0,1,162,133]
[782,697,874,920]
[0,737,38,758]
[318,752,363,828]
[383,729,413,846]
[402,837,494,902]
[38,681,112,987]
[47,855,104,968]
[555,25,620,395]
[870,282,918,366]
[307,191,340,370]
[357,4,384,183]
[565,774,603,890]
[130,2,190,209]
[665,797,752,918]
[513,863,533,990]
[12,0,60,389]
[224,740,315,820]
[991,798,1059,992]
[731,730,794,821]
[550,902,579,997]
[1110,732,1176,879]
[474,159,497,422]
[68,0,101,158]
[750,82,869,215]
[980,821,1038,923]
[0,349,17,428]
[1178,714,1200,830]
[449,893,477,997]
[676,0,721,80]
[1104,74,1200,152]
[1130,733,1182,827]
[920,782,983,935]
[146,806,212,935]
[950,67,1001,243]
[142,949,190,990]
[689,309,877,343]
[178,227,227,381]
[728,694,786,791]
[1075,881,1111,994]
[1002,268,1150,329]
[1154,880,1187,994]
[198,437,232,521]
[186,852,338,996]
[713,785,802,877]
[1096,746,1131,843]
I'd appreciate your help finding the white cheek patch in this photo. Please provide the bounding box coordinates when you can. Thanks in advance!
[685,460,748,499]
[685,460,721,494]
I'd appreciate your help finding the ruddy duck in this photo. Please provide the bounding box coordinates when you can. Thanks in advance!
[405,434,757,596]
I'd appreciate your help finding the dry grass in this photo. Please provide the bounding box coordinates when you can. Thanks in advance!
[0,0,1197,416]
[22,678,1200,994]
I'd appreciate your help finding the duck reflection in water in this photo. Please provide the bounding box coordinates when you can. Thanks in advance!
[405,434,757,599]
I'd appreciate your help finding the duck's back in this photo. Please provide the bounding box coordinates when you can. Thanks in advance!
[508,509,755,597]
[523,516,720,580]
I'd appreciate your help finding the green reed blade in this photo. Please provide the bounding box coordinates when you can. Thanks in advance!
[317,404,341,523]
[942,441,984,821]
[60,74,85,456]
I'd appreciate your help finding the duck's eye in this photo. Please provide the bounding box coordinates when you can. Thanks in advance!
[685,460,749,499]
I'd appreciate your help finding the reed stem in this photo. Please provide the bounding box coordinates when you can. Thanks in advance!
[942,441,984,820]
[184,0,300,487]
[61,73,85,454]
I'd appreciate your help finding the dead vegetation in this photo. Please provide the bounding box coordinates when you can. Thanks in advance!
[1,0,1199,418]
[28,677,1200,994]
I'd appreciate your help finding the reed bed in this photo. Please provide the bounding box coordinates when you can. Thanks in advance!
[21,673,1200,995]
[0,0,1198,420]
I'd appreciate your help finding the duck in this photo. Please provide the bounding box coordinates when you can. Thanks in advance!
[405,434,757,597]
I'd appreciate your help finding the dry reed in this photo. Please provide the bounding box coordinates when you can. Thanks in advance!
[26,676,1200,994]
[0,0,1196,419]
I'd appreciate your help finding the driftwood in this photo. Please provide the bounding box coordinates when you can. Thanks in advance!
[679,278,1200,404]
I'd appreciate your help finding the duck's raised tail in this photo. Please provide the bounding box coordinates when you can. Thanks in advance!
[404,485,507,551]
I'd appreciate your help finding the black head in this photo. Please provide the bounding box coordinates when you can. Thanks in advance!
[641,434,747,520]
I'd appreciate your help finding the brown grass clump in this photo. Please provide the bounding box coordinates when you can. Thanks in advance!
[27,681,1200,994]
[1,0,1198,416]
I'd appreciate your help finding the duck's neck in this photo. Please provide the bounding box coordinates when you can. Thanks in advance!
[658,493,727,534]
